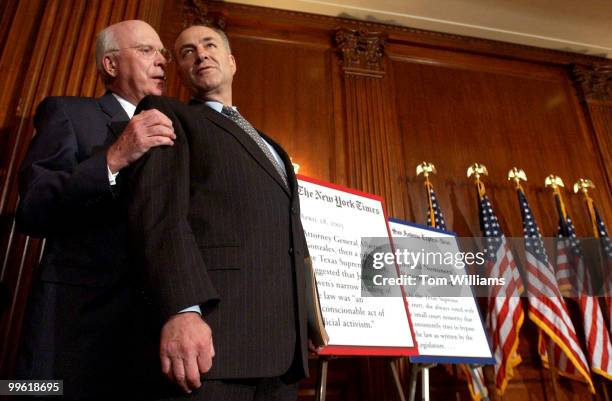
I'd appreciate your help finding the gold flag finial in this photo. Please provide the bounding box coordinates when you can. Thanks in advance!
[416,162,438,229]
[468,163,488,198]
[573,178,595,195]
[467,163,488,180]
[545,175,567,220]
[508,167,527,190]
[544,175,564,190]
[416,161,437,178]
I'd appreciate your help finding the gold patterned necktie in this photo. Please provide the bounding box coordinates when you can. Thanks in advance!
[221,106,288,188]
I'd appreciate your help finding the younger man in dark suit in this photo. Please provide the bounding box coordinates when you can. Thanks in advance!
[126,25,310,400]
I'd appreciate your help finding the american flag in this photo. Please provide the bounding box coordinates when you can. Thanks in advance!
[426,186,486,400]
[479,193,524,394]
[427,187,447,230]
[552,199,612,381]
[553,197,574,296]
[517,189,594,392]
[594,207,612,333]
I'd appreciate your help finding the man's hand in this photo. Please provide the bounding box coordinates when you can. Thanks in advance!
[160,312,214,394]
[106,109,175,173]
[308,339,323,354]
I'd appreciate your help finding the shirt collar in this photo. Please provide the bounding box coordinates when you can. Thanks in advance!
[203,100,237,114]
[112,93,136,118]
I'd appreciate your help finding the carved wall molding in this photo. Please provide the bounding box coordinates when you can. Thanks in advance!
[335,28,387,77]
[207,1,604,67]
[183,0,226,29]
[571,63,612,102]
[340,73,405,217]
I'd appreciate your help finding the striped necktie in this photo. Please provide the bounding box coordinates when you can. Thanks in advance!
[221,106,288,188]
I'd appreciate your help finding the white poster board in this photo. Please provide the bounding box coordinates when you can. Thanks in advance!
[388,219,494,364]
[297,176,417,356]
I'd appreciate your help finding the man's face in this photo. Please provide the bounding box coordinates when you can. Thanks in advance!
[174,26,236,101]
[107,21,168,103]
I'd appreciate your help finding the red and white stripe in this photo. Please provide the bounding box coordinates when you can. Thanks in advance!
[554,238,573,296]
[578,291,612,379]
[605,261,612,333]
[487,239,524,393]
[525,251,595,392]
[545,240,612,383]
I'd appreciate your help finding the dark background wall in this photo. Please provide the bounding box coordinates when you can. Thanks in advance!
[1,1,611,400]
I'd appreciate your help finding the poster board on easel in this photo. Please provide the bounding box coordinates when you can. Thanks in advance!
[388,218,494,365]
[297,175,418,357]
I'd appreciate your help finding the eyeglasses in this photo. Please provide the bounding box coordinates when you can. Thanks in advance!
[108,45,172,62]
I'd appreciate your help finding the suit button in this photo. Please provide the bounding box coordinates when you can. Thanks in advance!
[288,247,294,256]
[291,206,298,215]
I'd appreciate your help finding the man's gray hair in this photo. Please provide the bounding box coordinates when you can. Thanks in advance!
[95,27,118,83]
[185,24,231,53]
[211,26,231,53]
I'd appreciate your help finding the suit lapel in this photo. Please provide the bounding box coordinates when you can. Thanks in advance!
[260,131,297,198]
[193,102,291,196]
[98,92,130,139]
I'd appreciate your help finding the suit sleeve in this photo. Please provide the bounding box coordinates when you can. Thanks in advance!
[125,96,219,323]
[16,97,113,237]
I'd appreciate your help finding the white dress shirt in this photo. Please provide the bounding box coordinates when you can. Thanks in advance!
[106,93,136,185]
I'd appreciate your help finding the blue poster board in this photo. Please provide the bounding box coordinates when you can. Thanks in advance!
[388,217,494,365]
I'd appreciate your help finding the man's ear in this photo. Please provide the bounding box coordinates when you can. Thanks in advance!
[103,55,118,78]
[229,54,237,76]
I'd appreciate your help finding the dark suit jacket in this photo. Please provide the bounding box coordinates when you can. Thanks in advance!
[15,93,141,398]
[125,96,309,382]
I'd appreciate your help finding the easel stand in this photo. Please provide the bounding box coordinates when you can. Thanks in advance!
[408,363,436,401]
[408,362,490,401]
[467,364,490,401]
[546,340,561,401]
[315,356,330,401]
[314,356,408,401]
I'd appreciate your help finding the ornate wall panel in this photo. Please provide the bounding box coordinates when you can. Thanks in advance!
[390,52,610,238]
[389,45,611,401]
[572,63,612,198]
[586,103,612,194]
[332,28,408,219]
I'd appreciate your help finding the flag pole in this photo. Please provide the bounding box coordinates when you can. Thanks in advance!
[544,176,573,297]
[545,338,562,401]
[509,168,561,401]
[416,162,491,401]
[573,179,599,239]
[417,161,437,229]
[544,175,571,401]
[573,178,608,310]
[467,163,494,399]
[410,161,439,401]
[545,175,567,221]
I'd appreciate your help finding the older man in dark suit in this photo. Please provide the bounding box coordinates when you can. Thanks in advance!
[15,20,174,399]
[126,25,310,400]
